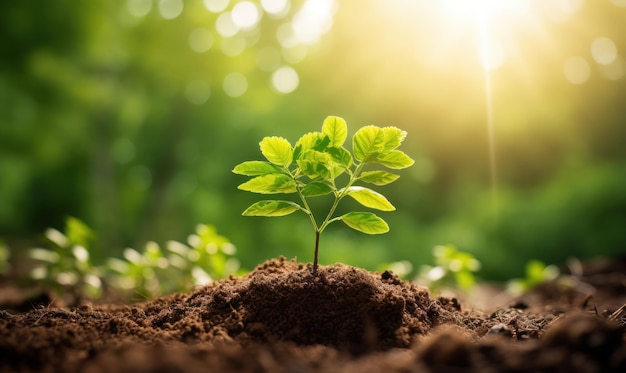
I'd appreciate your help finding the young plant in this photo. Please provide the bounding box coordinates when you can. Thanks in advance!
[417,244,481,293]
[28,217,103,303]
[107,224,241,299]
[26,218,241,302]
[233,116,415,273]
[507,259,559,295]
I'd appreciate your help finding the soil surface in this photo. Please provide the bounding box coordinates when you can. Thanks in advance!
[1,256,625,372]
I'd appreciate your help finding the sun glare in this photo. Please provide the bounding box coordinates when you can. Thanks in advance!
[370,0,623,212]
[437,0,535,215]
[441,0,530,21]
[439,0,533,70]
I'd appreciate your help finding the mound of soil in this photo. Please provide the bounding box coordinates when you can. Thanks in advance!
[1,257,625,372]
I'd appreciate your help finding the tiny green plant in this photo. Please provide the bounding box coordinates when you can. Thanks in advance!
[417,244,481,293]
[507,259,559,295]
[233,116,415,273]
[26,217,240,302]
[107,224,241,299]
[29,216,103,302]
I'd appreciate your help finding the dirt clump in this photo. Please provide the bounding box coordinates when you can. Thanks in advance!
[0,257,625,372]
[237,259,448,352]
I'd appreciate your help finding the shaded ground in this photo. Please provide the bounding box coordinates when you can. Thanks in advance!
[0,257,625,372]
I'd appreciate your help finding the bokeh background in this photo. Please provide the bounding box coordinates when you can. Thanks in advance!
[1,0,625,280]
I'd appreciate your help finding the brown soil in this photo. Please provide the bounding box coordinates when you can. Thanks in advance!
[1,257,625,372]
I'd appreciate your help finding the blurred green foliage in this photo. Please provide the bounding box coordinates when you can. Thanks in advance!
[416,244,481,293]
[29,217,103,301]
[27,217,239,302]
[106,223,240,300]
[507,260,559,296]
[1,1,625,281]
[0,240,9,275]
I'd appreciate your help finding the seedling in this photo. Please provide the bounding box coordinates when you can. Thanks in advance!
[507,259,559,295]
[417,244,481,292]
[233,116,415,273]
[107,224,241,298]
[26,218,240,301]
[28,216,103,302]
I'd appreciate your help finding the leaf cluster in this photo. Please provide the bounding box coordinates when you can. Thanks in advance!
[233,116,415,235]
[506,259,559,295]
[28,217,103,302]
[26,218,240,302]
[417,244,482,292]
[107,224,241,299]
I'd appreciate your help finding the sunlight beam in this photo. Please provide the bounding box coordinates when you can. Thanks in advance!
[439,0,529,217]
[440,0,532,69]
[481,17,499,217]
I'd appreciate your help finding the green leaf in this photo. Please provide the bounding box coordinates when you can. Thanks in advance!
[301,181,334,197]
[328,164,346,179]
[242,200,302,216]
[233,161,286,176]
[29,248,60,263]
[380,127,407,153]
[340,212,389,234]
[375,150,415,169]
[454,270,476,291]
[344,186,395,211]
[297,162,330,180]
[66,216,94,248]
[260,136,293,166]
[312,135,331,151]
[297,150,331,179]
[358,171,400,186]
[293,132,329,160]
[237,174,297,194]
[322,116,348,147]
[325,146,353,168]
[353,125,384,162]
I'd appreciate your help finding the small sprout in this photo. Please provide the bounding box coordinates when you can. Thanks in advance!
[507,260,559,295]
[233,116,415,273]
[26,218,241,302]
[109,223,241,298]
[28,216,102,303]
[417,244,481,292]
[29,217,102,302]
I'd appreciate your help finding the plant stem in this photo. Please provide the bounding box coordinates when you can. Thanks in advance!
[318,162,364,233]
[295,162,365,275]
[313,230,320,274]
[295,182,321,274]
